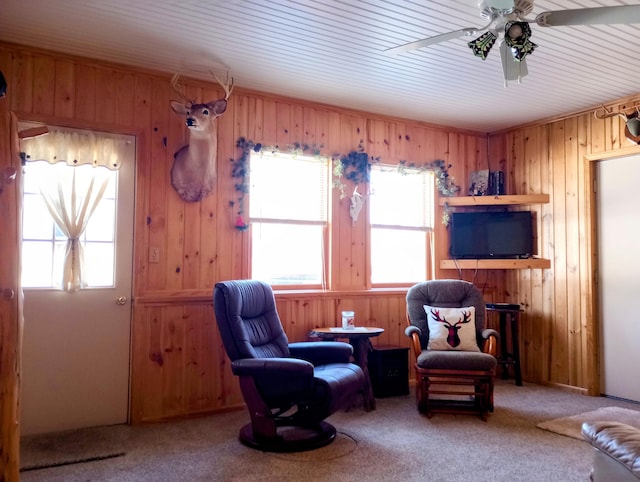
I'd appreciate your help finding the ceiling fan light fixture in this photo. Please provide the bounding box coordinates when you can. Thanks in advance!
[385,1,640,84]
[504,21,537,61]
[468,31,497,60]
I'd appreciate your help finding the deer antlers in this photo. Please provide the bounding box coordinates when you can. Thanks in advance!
[593,104,639,121]
[211,71,234,100]
[170,73,195,106]
[594,104,640,141]
[170,71,234,106]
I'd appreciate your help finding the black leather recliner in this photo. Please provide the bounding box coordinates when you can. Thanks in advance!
[213,279,365,452]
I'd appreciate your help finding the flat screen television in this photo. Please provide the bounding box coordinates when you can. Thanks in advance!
[449,211,533,259]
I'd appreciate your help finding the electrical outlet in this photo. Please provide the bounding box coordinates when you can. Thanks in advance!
[149,247,160,263]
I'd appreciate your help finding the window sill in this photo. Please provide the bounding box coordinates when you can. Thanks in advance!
[136,287,411,304]
[273,287,410,298]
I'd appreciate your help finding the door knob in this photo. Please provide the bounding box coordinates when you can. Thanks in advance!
[115,296,128,305]
[2,288,15,300]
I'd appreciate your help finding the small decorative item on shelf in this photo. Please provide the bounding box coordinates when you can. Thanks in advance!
[468,169,489,196]
[488,171,505,195]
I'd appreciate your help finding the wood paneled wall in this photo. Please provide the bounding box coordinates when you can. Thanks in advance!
[2,41,636,441]
[0,42,503,427]
[491,102,640,395]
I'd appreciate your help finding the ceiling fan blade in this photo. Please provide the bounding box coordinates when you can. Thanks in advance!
[384,28,479,55]
[536,5,640,27]
[500,41,528,83]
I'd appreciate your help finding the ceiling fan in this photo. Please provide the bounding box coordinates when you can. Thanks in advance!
[385,0,640,84]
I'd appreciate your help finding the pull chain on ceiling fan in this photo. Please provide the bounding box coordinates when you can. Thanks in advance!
[385,1,640,85]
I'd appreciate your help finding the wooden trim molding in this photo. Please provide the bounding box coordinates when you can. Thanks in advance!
[585,145,640,162]
[135,287,410,304]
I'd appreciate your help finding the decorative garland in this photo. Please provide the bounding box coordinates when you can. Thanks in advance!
[331,141,380,198]
[231,138,323,230]
[230,137,460,230]
[397,159,460,226]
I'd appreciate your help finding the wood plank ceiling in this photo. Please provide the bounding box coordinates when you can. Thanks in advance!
[1,0,639,132]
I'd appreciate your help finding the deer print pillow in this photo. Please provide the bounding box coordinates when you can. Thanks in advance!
[423,305,480,352]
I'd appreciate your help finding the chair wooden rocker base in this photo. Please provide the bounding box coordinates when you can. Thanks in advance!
[415,368,495,421]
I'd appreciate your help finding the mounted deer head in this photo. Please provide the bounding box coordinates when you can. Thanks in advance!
[170,71,234,202]
[594,104,640,145]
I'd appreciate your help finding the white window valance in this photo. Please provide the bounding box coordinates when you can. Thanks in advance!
[20,127,131,170]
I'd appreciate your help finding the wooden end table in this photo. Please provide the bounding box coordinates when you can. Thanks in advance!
[310,327,384,411]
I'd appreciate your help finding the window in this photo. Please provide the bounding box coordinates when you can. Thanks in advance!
[21,162,117,289]
[369,166,435,284]
[249,151,330,287]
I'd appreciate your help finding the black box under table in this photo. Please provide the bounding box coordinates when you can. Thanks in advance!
[367,344,410,398]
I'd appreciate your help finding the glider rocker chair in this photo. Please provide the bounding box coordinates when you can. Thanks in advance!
[213,280,365,452]
[405,280,499,421]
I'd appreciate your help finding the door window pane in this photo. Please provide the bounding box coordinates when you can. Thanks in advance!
[22,193,55,239]
[21,241,54,288]
[83,243,115,286]
[85,198,115,242]
[21,162,117,289]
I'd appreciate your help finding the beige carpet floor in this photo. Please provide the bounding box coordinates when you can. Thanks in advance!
[536,406,640,441]
[19,381,640,482]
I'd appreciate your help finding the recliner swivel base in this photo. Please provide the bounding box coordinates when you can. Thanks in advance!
[239,421,337,452]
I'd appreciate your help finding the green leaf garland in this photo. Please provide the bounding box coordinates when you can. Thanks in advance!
[230,137,460,229]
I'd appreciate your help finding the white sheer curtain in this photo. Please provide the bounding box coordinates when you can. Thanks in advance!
[20,127,129,292]
[41,169,110,292]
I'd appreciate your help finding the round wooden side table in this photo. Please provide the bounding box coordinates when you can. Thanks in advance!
[309,327,384,411]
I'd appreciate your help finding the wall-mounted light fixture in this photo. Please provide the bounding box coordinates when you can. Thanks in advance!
[594,105,640,145]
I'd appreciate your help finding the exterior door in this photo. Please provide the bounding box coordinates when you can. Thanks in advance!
[20,131,135,435]
[596,153,640,403]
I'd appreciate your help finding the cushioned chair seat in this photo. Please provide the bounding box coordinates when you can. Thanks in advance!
[313,363,364,414]
[417,350,498,371]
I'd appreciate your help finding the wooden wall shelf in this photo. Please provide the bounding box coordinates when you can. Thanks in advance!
[440,258,551,270]
[439,194,550,270]
[439,194,549,207]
